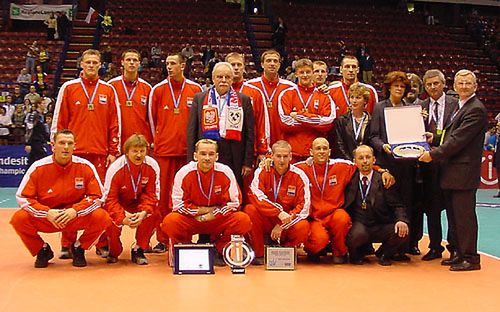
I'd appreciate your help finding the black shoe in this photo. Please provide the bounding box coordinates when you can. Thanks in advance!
[213,252,226,267]
[252,257,265,266]
[198,234,211,244]
[72,246,87,267]
[422,249,443,261]
[349,255,367,265]
[332,254,348,264]
[441,251,460,266]
[143,246,154,253]
[361,244,376,256]
[96,246,109,258]
[59,246,73,259]
[307,253,322,263]
[408,246,421,256]
[35,244,54,268]
[449,260,481,271]
[131,248,148,265]
[106,255,118,264]
[378,254,392,266]
[152,242,167,253]
[391,253,411,262]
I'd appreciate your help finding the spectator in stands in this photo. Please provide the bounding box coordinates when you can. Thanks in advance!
[17,68,32,95]
[24,86,41,105]
[360,52,374,84]
[0,106,11,143]
[150,43,162,68]
[285,66,296,83]
[10,104,26,143]
[102,45,113,69]
[403,73,423,105]
[56,12,70,41]
[202,77,212,92]
[206,51,220,78]
[44,113,53,134]
[370,71,421,257]
[202,45,215,67]
[3,96,15,119]
[291,55,299,70]
[24,41,39,74]
[40,89,54,114]
[38,45,50,74]
[100,10,113,34]
[272,16,288,58]
[33,65,48,94]
[25,111,49,168]
[356,43,368,61]
[103,63,118,82]
[337,40,347,63]
[44,12,57,40]
[12,86,25,104]
[484,124,497,151]
[141,50,149,68]
[181,43,195,78]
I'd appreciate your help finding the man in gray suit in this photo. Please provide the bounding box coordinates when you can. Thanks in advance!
[419,69,458,261]
[420,69,487,271]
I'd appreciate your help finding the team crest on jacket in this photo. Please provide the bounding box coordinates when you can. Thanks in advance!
[214,185,222,195]
[141,177,149,185]
[287,185,296,196]
[141,95,147,106]
[329,175,337,186]
[187,97,193,108]
[75,177,84,189]
[314,99,319,110]
[204,109,217,125]
[99,94,107,104]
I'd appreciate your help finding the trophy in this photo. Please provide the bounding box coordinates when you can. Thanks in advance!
[222,235,255,274]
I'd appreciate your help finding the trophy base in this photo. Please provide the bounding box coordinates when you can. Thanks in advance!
[231,267,246,274]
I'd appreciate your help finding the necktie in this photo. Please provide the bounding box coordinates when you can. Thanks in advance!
[361,176,368,195]
[429,101,438,133]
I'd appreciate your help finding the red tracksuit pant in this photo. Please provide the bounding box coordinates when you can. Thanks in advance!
[304,208,351,256]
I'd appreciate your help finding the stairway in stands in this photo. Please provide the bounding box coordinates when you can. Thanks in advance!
[60,11,95,83]
[248,15,273,66]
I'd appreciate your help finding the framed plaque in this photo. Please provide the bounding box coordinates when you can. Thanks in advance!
[384,105,430,158]
[173,244,215,275]
[265,246,296,270]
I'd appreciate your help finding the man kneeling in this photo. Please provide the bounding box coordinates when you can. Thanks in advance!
[161,139,252,266]
[100,134,161,265]
[10,129,110,268]
[345,145,409,266]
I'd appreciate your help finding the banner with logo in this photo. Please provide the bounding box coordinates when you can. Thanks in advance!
[481,150,498,189]
[0,145,28,187]
[10,4,75,21]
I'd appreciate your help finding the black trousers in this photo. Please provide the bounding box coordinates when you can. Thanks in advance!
[443,189,480,264]
[347,222,409,258]
[421,162,446,252]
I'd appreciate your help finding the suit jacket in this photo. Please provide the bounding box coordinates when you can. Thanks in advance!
[344,171,408,225]
[421,95,458,147]
[330,111,371,160]
[430,95,487,190]
[186,90,255,181]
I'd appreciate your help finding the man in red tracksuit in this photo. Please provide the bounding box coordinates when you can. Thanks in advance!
[101,134,160,265]
[149,53,203,252]
[246,50,296,145]
[278,58,336,162]
[10,129,110,268]
[161,139,252,266]
[327,55,378,116]
[108,49,153,150]
[51,49,120,258]
[244,140,310,265]
[296,137,395,263]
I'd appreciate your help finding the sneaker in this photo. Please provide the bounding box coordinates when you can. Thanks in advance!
[35,244,54,268]
[131,248,148,265]
[95,246,109,258]
[106,255,118,264]
[152,242,167,253]
[72,246,87,267]
[59,246,73,259]
[252,257,265,266]
[143,246,154,253]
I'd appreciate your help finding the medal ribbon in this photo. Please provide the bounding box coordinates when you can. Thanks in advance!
[260,80,280,103]
[125,158,143,200]
[197,169,215,206]
[168,78,186,111]
[358,176,372,206]
[121,77,138,102]
[297,88,315,112]
[312,161,329,196]
[352,112,367,142]
[273,174,284,202]
[80,79,100,105]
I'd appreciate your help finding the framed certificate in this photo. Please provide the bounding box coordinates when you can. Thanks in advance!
[265,246,296,270]
[173,244,215,275]
[384,105,430,158]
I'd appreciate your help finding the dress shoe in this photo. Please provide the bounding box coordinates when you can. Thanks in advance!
[349,255,368,265]
[332,255,348,264]
[408,246,421,255]
[449,260,481,272]
[252,257,265,265]
[422,249,442,261]
[378,255,392,266]
[391,253,411,262]
[441,251,460,266]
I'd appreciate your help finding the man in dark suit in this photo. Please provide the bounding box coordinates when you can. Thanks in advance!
[187,62,255,188]
[345,145,409,266]
[420,69,487,271]
[419,69,459,261]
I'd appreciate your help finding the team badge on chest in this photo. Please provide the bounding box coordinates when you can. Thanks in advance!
[187,97,193,108]
[314,99,319,110]
[99,94,107,104]
[75,177,84,189]
[214,185,222,195]
[287,185,296,196]
[141,95,147,106]
[329,175,337,186]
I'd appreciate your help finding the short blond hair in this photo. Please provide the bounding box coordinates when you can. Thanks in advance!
[123,134,149,154]
[225,52,244,63]
[195,139,218,152]
[272,140,292,153]
[82,49,101,61]
[294,58,313,72]
[260,49,281,63]
[348,83,370,103]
